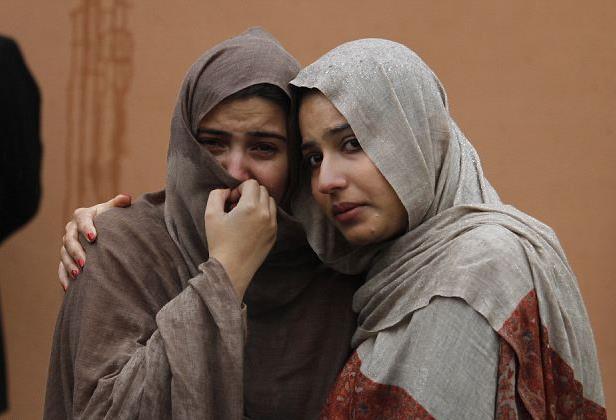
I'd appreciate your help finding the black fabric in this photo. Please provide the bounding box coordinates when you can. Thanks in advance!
[0,35,42,414]
[0,35,42,244]
[0,308,5,412]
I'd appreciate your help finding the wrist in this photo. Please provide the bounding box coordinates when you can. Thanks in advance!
[209,252,254,300]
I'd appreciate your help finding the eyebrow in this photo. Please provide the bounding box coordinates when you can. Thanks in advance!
[300,123,353,152]
[197,128,286,142]
[197,128,228,137]
[300,140,317,153]
[247,130,287,142]
[327,123,351,136]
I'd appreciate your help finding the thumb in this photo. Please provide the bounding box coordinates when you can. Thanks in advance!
[110,193,132,208]
[98,194,132,215]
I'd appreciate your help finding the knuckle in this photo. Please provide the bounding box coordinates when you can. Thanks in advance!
[204,211,220,222]
[207,190,221,202]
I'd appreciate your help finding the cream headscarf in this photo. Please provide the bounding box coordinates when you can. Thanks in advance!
[291,39,605,418]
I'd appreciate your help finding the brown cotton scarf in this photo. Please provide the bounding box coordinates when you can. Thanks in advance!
[291,39,606,418]
[44,28,358,420]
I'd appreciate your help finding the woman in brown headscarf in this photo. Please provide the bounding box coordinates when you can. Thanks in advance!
[292,39,606,419]
[45,29,358,419]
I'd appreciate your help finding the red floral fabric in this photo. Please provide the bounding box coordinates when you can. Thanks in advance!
[320,352,434,420]
[321,290,606,419]
[496,338,520,419]
[497,290,607,419]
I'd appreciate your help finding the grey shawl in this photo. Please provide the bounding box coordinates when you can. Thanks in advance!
[44,29,358,420]
[291,39,606,418]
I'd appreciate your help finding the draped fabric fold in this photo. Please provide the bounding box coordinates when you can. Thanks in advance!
[291,39,605,418]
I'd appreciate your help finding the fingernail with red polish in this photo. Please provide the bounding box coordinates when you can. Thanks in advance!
[77,259,85,268]
[71,269,79,278]
[86,232,95,241]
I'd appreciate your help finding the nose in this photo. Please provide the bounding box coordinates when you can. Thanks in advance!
[221,150,251,182]
[316,156,346,195]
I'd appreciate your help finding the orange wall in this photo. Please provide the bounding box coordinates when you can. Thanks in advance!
[1,1,614,418]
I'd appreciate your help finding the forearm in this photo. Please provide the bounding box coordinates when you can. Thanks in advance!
[155,259,246,418]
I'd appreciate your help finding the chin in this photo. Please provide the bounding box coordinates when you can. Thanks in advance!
[341,227,383,247]
[341,223,406,247]
[347,237,378,246]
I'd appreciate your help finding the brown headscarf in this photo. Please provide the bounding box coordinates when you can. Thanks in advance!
[44,29,358,420]
[164,27,303,278]
[291,39,606,418]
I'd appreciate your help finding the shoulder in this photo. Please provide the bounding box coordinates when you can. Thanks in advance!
[86,193,171,254]
[455,224,525,257]
[444,224,533,282]
[75,193,182,297]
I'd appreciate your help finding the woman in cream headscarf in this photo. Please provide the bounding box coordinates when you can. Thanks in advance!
[292,39,606,419]
[45,29,358,419]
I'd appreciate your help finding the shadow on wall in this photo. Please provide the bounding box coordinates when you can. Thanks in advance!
[64,0,133,218]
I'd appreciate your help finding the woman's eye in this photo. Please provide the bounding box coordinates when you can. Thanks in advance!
[304,153,323,168]
[341,138,362,152]
[251,143,278,155]
[198,138,226,154]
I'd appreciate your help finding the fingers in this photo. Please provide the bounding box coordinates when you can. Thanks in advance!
[268,196,277,222]
[58,262,69,292]
[237,179,259,206]
[60,196,129,290]
[227,188,241,205]
[64,221,86,267]
[205,189,230,216]
[60,246,80,280]
[109,193,132,208]
[258,185,270,211]
[74,207,98,242]
[71,194,129,243]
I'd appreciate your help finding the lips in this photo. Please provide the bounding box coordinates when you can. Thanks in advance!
[332,202,364,223]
